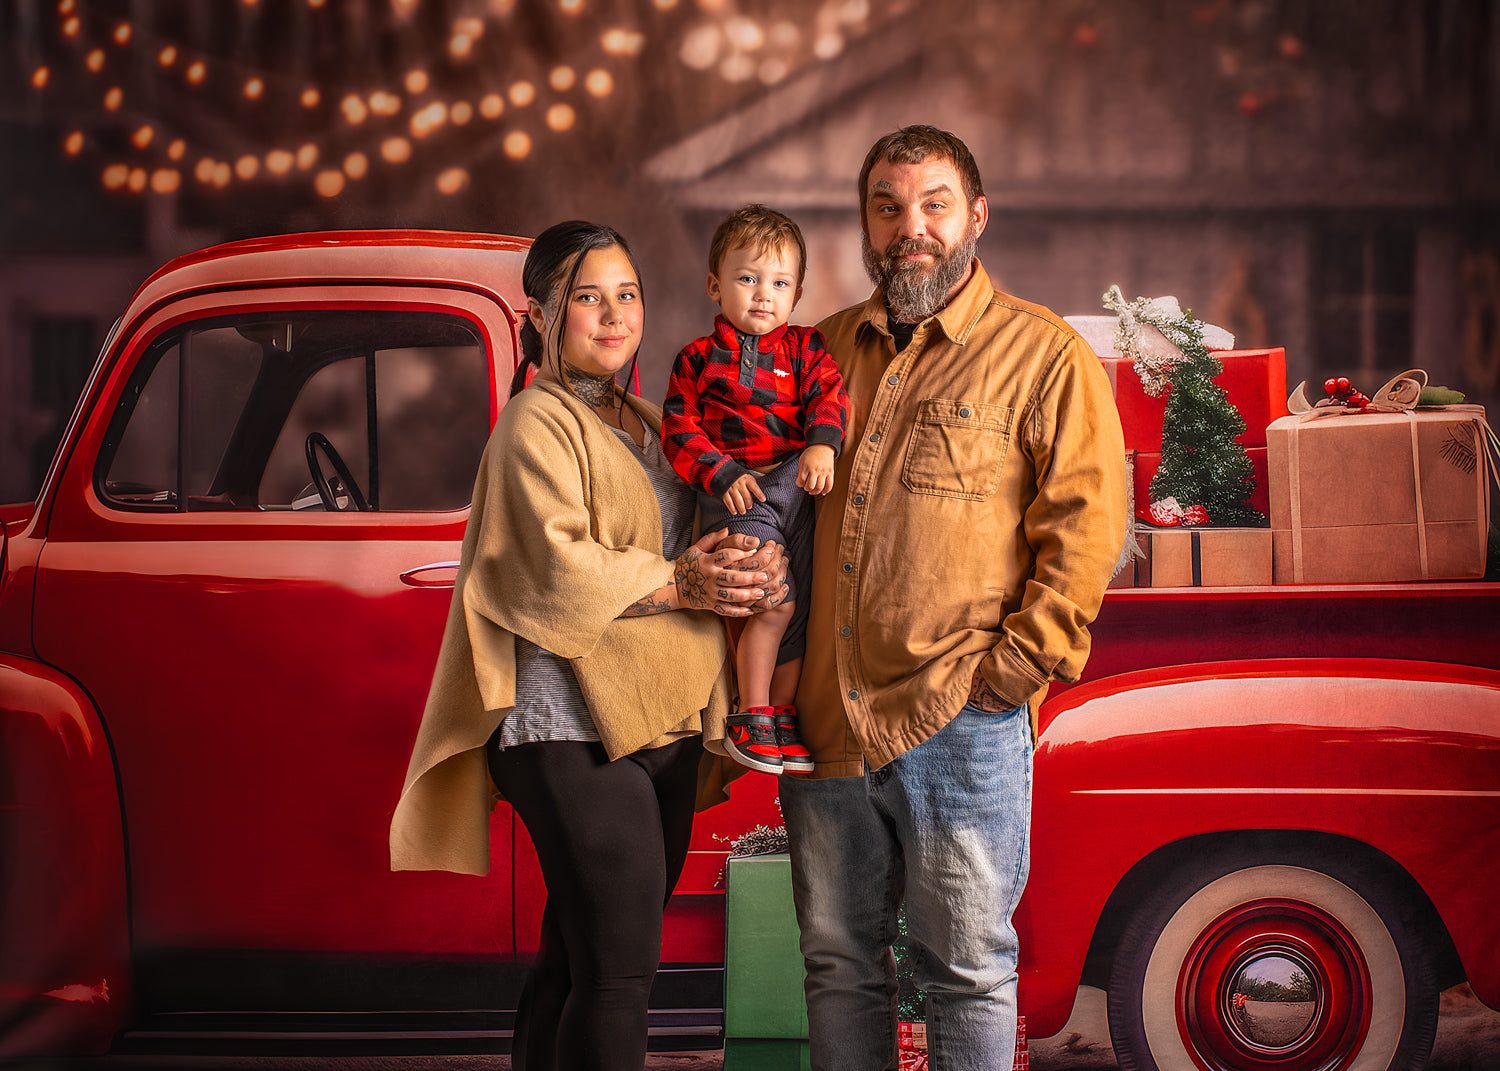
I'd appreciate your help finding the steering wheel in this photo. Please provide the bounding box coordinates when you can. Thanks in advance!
[304,432,369,512]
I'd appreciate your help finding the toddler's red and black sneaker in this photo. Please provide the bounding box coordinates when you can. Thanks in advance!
[724,707,783,775]
[772,705,814,773]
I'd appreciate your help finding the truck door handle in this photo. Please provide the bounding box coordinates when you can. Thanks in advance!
[399,561,460,588]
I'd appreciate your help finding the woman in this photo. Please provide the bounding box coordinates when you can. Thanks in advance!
[390,221,785,1070]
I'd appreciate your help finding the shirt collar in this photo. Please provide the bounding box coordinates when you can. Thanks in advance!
[712,313,789,351]
[855,258,994,347]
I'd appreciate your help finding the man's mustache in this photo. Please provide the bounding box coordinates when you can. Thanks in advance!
[886,237,944,265]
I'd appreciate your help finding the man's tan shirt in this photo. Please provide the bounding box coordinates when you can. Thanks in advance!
[795,261,1127,777]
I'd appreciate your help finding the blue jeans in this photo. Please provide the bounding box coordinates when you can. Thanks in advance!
[780,704,1033,1071]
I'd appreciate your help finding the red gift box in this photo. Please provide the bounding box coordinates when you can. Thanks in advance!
[1133,447,1270,521]
[1097,348,1289,452]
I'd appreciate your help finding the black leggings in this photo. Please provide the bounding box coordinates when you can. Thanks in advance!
[487,735,701,1071]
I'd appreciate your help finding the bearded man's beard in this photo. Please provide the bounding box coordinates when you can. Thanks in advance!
[862,219,979,323]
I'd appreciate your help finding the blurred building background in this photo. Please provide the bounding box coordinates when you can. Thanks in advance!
[3,0,1498,503]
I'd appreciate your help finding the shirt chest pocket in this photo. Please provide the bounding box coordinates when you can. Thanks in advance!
[901,398,1013,500]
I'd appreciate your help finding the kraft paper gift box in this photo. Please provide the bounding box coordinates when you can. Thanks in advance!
[1145,526,1273,587]
[1266,406,1492,584]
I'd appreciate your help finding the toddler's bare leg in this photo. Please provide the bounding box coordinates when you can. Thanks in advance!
[736,599,795,709]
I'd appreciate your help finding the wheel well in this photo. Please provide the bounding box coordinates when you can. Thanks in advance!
[1078,830,1463,992]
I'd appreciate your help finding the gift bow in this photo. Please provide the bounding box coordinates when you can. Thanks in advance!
[1286,368,1427,417]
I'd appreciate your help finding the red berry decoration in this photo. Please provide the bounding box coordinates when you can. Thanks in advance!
[1335,377,1351,392]
[1323,377,1340,395]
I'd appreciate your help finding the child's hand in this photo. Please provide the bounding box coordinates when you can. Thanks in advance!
[796,444,836,496]
[722,473,767,515]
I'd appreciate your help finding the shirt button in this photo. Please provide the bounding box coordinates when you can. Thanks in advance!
[840,626,851,636]
[870,432,882,443]
[852,494,864,505]
[848,689,860,701]
[959,407,972,418]
[887,375,900,386]
[842,562,853,573]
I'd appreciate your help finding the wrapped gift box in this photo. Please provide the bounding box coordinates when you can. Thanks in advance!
[1267,406,1492,584]
[1144,527,1273,587]
[1133,447,1270,522]
[724,853,807,1041]
[1094,348,1289,452]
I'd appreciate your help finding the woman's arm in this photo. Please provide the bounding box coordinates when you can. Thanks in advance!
[621,530,788,618]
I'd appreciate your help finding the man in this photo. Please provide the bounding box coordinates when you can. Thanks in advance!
[781,125,1127,1070]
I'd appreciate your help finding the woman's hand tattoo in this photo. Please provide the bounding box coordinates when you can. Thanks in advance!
[674,548,712,611]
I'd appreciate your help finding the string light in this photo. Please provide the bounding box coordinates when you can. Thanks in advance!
[103,163,129,190]
[33,0,897,198]
[314,169,344,197]
[601,28,645,55]
[584,68,613,96]
[368,90,402,116]
[410,101,447,137]
[435,167,468,194]
[503,130,532,158]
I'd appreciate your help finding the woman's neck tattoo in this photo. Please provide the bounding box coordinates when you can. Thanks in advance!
[562,362,615,406]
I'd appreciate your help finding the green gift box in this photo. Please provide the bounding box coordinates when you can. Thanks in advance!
[724,852,810,1069]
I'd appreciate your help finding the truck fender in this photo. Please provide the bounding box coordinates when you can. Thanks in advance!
[0,657,130,1058]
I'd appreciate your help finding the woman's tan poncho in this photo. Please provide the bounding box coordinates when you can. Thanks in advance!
[390,379,734,876]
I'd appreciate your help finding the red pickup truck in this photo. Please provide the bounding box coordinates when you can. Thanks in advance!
[2,230,1497,1071]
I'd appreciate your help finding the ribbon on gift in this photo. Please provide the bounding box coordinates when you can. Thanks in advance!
[1102,286,1235,396]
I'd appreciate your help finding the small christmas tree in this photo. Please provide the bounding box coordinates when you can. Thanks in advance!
[1103,286,1264,527]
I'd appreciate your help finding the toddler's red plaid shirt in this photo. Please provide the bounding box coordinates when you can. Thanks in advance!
[662,315,850,496]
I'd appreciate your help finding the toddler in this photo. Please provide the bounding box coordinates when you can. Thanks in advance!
[662,205,850,775]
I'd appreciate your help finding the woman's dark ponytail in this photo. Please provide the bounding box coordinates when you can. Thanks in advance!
[508,220,642,400]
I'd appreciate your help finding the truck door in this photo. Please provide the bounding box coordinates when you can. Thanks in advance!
[31,288,520,1010]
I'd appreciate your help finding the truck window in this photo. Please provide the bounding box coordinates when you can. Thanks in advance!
[98,310,489,513]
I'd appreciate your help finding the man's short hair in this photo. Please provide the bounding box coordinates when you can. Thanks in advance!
[709,204,808,287]
[858,125,984,219]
